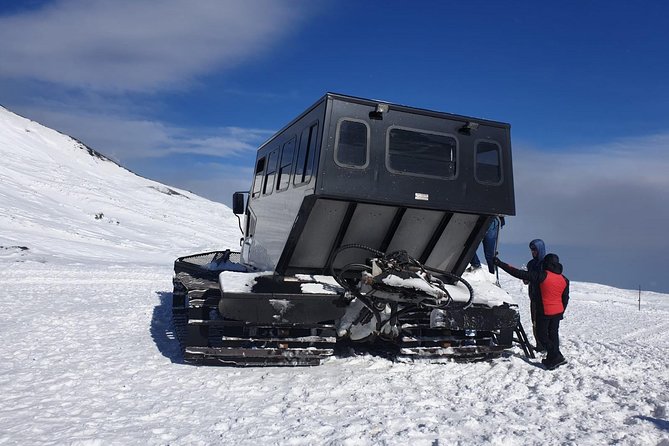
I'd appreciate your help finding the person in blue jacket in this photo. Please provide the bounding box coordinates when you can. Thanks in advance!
[469,217,504,274]
[526,239,546,352]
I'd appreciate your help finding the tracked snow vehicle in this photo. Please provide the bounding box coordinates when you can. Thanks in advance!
[173,93,520,366]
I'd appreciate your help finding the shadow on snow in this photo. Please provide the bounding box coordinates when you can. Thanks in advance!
[634,415,669,432]
[150,291,183,364]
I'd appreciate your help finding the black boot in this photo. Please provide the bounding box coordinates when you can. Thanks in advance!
[545,355,567,370]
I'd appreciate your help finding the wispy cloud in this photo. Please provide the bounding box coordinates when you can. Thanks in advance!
[161,128,275,158]
[0,0,306,92]
[164,162,255,206]
[0,0,310,170]
[17,106,273,162]
[507,133,669,249]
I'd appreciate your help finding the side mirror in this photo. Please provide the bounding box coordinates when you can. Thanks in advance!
[232,192,246,215]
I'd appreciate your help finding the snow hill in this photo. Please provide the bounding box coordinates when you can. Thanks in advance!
[0,106,667,445]
[0,105,240,265]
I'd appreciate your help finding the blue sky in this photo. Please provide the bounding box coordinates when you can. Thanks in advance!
[1,0,668,293]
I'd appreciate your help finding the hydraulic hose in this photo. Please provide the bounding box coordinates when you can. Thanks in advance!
[421,265,475,309]
[327,243,476,334]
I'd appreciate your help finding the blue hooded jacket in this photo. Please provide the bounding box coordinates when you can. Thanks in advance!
[529,239,546,263]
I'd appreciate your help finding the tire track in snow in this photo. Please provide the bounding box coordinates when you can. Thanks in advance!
[619,321,669,343]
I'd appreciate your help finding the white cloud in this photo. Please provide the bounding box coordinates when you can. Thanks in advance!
[506,133,669,249]
[162,127,275,158]
[14,106,273,162]
[165,162,255,206]
[0,0,307,92]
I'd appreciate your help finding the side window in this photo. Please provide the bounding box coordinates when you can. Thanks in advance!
[251,156,266,198]
[247,211,257,237]
[295,122,319,185]
[387,127,457,178]
[276,137,296,191]
[475,141,502,184]
[263,149,279,195]
[335,119,369,168]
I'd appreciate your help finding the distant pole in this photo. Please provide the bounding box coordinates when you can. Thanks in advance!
[638,285,641,311]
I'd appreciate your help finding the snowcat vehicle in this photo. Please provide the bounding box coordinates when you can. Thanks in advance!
[172,93,520,366]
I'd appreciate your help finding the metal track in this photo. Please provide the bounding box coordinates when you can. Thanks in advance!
[172,252,338,366]
[172,251,519,366]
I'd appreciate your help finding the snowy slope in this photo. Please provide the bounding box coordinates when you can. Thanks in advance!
[0,107,667,445]
[0,105,241,265]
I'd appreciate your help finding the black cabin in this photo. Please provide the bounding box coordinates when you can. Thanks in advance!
[240,93,515,277]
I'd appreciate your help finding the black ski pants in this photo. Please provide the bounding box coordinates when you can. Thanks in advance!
[536,315,563,363]
[530,300,544,350]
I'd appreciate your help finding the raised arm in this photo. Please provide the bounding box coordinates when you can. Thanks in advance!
[494,257,540,283]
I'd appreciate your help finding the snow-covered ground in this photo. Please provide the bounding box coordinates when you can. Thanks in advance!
[1,106,668,445]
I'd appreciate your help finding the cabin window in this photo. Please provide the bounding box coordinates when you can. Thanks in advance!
[247,211,256,237]
[475,141,502,184]
[277,137,296,191]
[295,122,319,185]
[251,156,266,198]
[335,119,369,168]
[387,127,457,178]
[263,149,279,195]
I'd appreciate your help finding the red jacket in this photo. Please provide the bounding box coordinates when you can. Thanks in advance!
[496,257,570,318]
[540,271,568,316]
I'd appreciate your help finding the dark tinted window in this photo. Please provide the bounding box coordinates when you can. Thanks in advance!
[476,141,502,183]
[252,156,266,198]
[295,122,319,185]
[387,127,457,178]
[335,120,368,167]
[277,137,295,191]
[263,149,279,195]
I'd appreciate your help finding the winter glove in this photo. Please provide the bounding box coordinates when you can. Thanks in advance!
[493,257,502,266]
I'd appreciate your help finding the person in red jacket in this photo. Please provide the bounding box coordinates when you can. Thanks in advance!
[494,253,570,370]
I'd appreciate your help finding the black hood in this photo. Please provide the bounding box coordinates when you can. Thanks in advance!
[543,253,563,274]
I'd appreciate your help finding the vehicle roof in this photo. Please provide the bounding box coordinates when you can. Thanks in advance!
[257,92,510,152]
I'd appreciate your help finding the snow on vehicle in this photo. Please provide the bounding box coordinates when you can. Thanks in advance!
[172,93,521,366]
